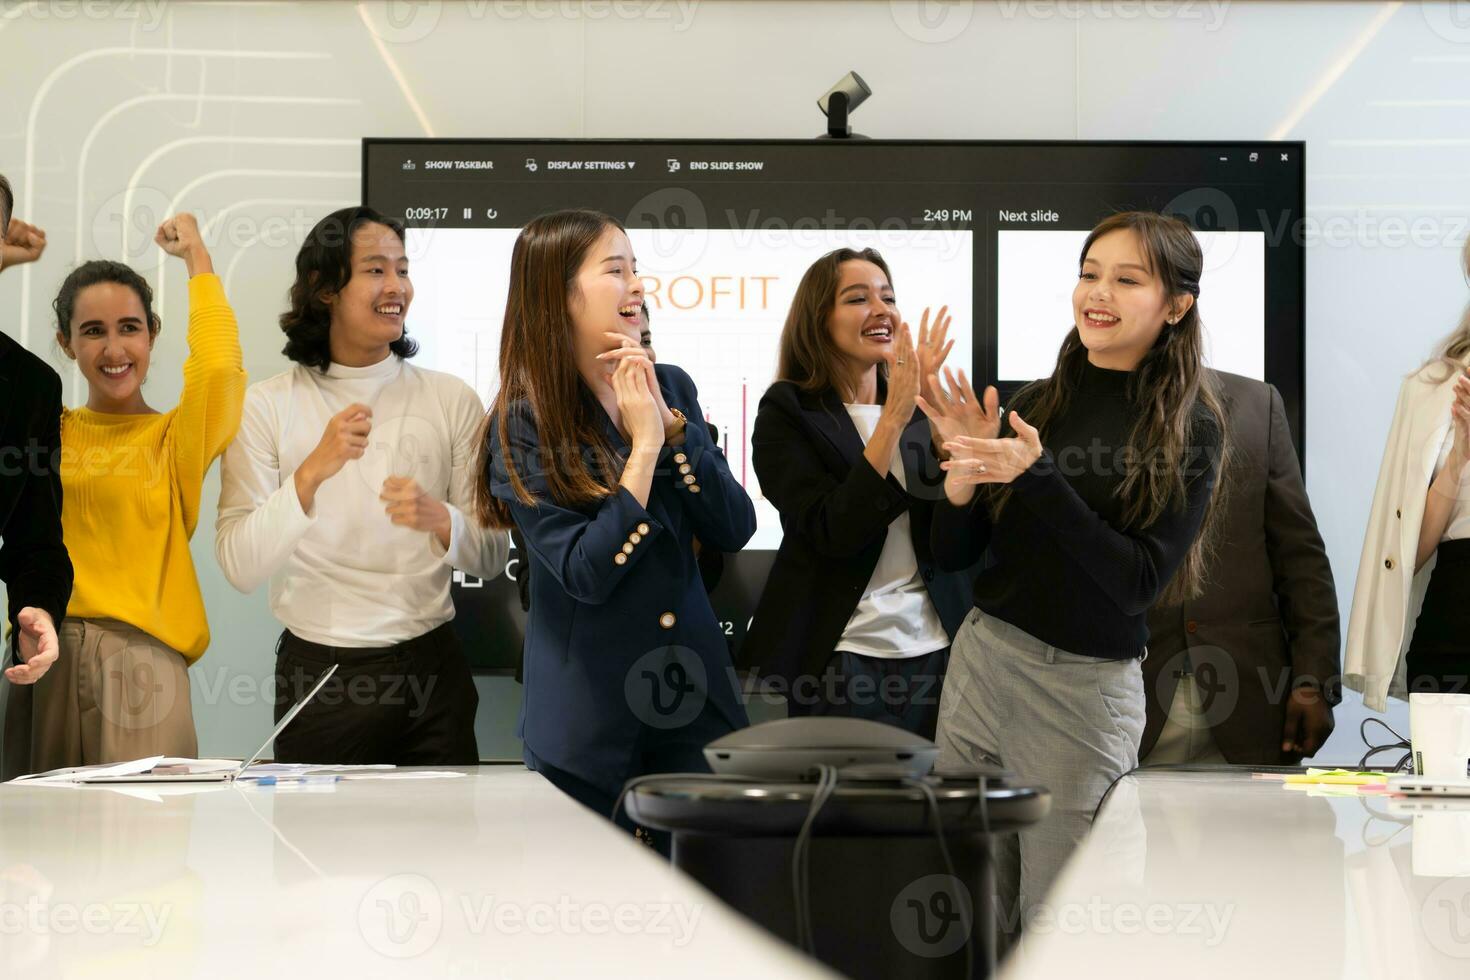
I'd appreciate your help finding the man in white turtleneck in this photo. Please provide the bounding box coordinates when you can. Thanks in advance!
[216,207,507,765]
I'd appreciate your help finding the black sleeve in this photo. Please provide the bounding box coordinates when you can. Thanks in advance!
[750,388,907,560]
[1262,384,1342,702]
[1008,412,1222,616]
[929,494,995,573]
[0,369,73,659]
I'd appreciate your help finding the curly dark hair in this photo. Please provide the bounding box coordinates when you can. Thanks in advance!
[54,260,162,342]
[280,206,419,371]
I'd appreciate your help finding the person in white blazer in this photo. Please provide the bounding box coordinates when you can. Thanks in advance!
[1346,237,1470,709]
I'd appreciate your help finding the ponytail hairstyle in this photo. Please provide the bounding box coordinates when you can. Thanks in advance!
[54,260,162,344]
[474,209,627,528]
[995,210,1229,606]
[775,247,893,401]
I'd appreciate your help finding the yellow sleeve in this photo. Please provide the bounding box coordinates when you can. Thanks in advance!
[171,273,247,535]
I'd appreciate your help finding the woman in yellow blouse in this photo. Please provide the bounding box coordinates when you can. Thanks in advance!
[3,213,245,773]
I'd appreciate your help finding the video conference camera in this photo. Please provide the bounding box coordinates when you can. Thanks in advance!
[817,71,871,140]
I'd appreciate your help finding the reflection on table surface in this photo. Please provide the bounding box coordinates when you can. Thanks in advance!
[0,766,833,979]
[1002,767,1470,980]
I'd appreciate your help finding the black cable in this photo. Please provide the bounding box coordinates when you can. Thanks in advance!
[902,776,976,980]
[1357,717,1412,773]
[791,764,838,954]
[975,773,996,979]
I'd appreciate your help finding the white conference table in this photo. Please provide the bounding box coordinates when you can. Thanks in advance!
[0,765,834,979]
[1002,767,1470,980]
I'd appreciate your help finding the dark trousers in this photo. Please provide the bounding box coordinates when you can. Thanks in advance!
[786,646,950,740]
[1408,539,1470,695]
[1405,650,1470,695]
[273,623,479,765]
[528,697,732,858]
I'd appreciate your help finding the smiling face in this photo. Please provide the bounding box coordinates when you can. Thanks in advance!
[1072,228,1192,371]
[327,222,413,365]
[568,225,644,372]
[826,259,898,376]
[60,281,156,413]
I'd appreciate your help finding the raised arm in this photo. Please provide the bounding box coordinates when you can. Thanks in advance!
[751,386,906,560]
[1417,370,1470,572]
[919,366,1003,571]
[158,214,247,532]
[0,217,46,274]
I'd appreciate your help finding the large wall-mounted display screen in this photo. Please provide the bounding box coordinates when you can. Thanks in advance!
[364,138,1305,670]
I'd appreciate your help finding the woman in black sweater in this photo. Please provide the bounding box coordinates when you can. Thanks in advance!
[920,211,1227,923]
[743,248,975,738]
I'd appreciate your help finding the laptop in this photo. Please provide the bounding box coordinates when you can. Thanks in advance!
[30,664,340,785]
[1387,773,1470,798]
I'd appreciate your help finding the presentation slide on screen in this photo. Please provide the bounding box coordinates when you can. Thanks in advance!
[405,227,974,551]
[996,229,1266,382]
[368,139,1305,666]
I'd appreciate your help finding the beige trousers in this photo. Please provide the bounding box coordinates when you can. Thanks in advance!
[3,617,198,777]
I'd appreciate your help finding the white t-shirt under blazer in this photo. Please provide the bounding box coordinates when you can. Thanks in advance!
[835,403,950,659]
[215,354,509,647]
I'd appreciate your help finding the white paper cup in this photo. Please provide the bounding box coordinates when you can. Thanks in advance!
[1410,692,1470,779]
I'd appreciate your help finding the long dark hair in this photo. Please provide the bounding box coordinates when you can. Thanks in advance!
[280,206,419,372]
[54,260,162,342]
[474,209,626,527]
[775,247,893,400]
[998,211,1228,605]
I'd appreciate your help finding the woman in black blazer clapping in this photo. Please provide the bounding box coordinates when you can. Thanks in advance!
[741,248,973,738]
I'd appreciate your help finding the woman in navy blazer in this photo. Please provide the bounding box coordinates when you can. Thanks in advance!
[742,247,974,738]
[475,209,754,842]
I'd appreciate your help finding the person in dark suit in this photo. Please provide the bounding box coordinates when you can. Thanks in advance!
[475,210,755,847]
[1143,371,1339,765]
[741,248,973,739]
[504,301,725,687]
[0,173,68,690]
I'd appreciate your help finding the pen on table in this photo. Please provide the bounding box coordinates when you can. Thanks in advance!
[252,775,341,786]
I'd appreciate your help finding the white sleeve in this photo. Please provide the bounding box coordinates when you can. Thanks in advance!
[214,385,317,594]
[429,380,509,581]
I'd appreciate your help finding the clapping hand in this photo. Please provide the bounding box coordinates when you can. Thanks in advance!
[937,411,1044,506]
[916,366,1002,453]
